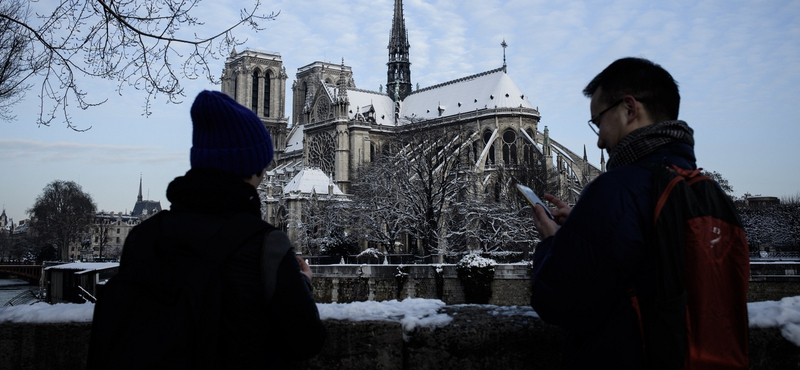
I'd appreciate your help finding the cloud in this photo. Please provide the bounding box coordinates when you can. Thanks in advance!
[0,139,185,167]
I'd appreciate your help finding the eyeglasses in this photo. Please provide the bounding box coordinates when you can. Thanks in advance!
[587,97,647,135]
[587,99,624,135]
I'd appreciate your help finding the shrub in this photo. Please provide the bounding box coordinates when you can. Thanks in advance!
[456,254,497,304]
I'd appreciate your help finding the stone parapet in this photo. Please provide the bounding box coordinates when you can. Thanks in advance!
[311,264,800,306]
[311,264,533,305]
[1,305,797,370]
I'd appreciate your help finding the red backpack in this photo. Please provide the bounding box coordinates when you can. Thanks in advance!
[633,163,750,370]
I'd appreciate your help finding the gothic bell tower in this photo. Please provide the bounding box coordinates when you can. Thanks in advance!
[221,48,289,164]
[387,0,412,102]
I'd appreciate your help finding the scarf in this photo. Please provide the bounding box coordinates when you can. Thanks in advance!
[606,120,694,169]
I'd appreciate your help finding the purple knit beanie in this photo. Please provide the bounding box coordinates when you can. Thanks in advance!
[189,90,274,177]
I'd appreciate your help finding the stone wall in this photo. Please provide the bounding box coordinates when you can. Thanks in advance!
[310,264,532,305]
[1,306,797,370]
[312,264,800,305]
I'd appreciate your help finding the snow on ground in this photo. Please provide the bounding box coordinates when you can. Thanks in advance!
[1,297,800,346]
[748,296,800,346]
[319,298,452,341]
[0,302,95,323]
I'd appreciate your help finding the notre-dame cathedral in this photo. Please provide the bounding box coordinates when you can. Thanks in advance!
[220,0,602,253]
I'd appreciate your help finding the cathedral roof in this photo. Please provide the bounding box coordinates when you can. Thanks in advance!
[283,167,344,196]
[131,200,162,217]
[346,88,395,125]
[284,124,305,153]
[400,68,534,122]
[337,68,534,127]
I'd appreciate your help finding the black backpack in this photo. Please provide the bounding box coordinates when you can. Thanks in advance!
[87,211,286,370]
[633,163,749,370]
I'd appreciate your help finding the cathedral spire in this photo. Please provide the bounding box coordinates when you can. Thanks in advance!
[337,58,348,103]
[137,173,143,202]
[501,39,508,73]
[387,0,411,102]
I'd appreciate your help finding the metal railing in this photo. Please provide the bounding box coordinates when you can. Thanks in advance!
[77,286,96,303]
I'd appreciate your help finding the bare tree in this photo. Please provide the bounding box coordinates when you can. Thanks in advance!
[286,196,355,257]
[701,169,734,197]
[13,238,36,262]
[28,180,97,261]
[392,127,476,256]
[0,0,275,130]
[351,155,413,254]
[447,168,540,255]
[0,0,40,121]
[94,216,113,259]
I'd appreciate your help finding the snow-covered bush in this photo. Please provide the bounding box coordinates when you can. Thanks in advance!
[356,247,384,264]
[456,254,497,304]
[738,204,800,250]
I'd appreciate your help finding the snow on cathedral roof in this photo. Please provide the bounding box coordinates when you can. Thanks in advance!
[283,167,344,195]
[400,68,534,122]
[330,68,535,127]
[346,88,396,126]
[284,124,304,153]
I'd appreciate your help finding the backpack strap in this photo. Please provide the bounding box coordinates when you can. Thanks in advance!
[261,229,293,303]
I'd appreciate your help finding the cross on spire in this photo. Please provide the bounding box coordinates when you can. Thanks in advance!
[501,39,508,72]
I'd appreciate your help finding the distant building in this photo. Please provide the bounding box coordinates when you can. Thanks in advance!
[12,219,29,235]
[131,175,162,218]
[78,176,161,261]
[83,212,140,261]
[0,208,9,233]
[745,196,780,207]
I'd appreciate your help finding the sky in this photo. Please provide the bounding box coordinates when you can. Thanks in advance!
[1,0,799,222]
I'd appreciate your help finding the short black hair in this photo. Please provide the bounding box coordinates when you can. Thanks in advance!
[583,57,680,122]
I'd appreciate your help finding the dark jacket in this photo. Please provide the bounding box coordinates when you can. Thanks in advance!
[89,168,325,369]
[530,141,695,369]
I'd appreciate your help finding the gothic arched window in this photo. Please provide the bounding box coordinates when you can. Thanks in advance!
[233,74,238,100]
[502,129,517,165]
[483,130,495,165]
[264,72,271,118]
[251,70,259,112]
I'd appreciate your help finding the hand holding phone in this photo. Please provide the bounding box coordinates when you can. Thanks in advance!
[515,184,554,220]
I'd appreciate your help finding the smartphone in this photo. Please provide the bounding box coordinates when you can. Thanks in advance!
[515,184,554,220]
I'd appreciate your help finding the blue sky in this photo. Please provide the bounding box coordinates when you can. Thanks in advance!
[1,0,799,222]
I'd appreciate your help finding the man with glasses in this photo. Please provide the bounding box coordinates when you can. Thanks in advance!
[529,57,695,369]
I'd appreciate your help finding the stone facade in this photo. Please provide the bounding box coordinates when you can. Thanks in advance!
[82,213,139,261]
[221,48,289,164]
[221,0,604,253]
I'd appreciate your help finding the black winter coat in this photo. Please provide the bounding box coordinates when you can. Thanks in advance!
[530,141,696,369]
[88,168,325,369]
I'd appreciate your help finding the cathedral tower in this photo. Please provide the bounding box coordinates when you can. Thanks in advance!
[387,0,412,102]
[221,49,289,162]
